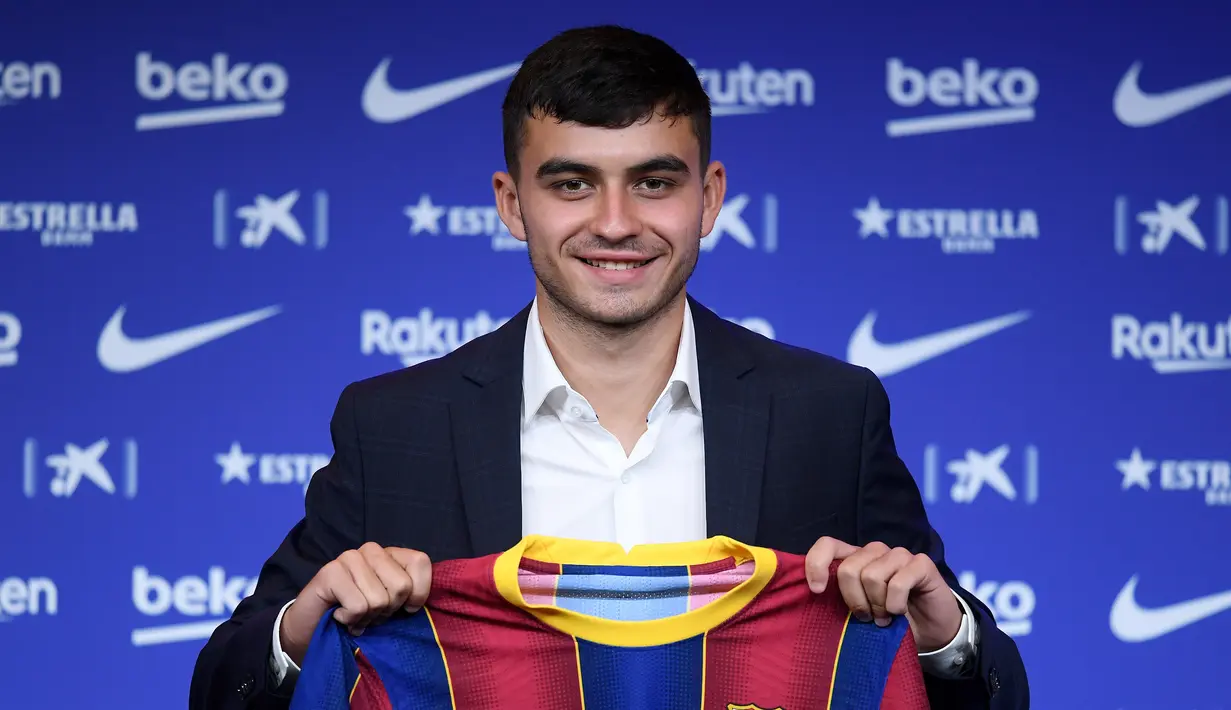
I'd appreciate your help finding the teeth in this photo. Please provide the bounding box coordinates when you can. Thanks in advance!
[583,258,650,271]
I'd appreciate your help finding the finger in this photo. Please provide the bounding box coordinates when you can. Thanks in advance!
[322,562,371,631]
[337,549,391,632]
[836,542,890,622]
[805,537,859,592]
[859,547,915,626]
[885,554,934,619]
[388,548,433,612]
[361,543,415,624]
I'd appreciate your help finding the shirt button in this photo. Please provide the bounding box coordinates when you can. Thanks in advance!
[620,472,631,484]
[570,406,582,417]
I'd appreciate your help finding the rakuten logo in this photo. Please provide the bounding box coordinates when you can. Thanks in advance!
[361,308,510,367]
[0,576,58,621]
[885,58,1038,137]
[0,61,61,104]
[691,61,815,116]
[135,52,287,131]
[130,566,256,646]
[1112,313,1231,374]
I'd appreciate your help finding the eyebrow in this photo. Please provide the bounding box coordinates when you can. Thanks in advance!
[534,154,691,180]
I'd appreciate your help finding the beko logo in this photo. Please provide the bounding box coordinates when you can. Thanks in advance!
[130,566,256,646]
[885,58,1038,137]
[135,52,288,131]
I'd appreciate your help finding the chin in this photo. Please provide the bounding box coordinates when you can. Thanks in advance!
[576,292,677,327]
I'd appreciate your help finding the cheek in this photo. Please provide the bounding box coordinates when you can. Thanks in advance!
[644,199,702,243]
[524,198,588,247]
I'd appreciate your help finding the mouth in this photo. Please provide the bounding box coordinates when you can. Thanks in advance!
[578,257,656,271]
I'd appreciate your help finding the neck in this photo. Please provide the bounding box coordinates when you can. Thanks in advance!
[536,287,686,424]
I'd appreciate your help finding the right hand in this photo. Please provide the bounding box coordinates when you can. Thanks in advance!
[279,542,431,666]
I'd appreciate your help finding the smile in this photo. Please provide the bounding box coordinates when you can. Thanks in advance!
[579,257,655,271]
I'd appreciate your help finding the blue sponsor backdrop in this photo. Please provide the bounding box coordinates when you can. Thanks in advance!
[2,1,1228,707]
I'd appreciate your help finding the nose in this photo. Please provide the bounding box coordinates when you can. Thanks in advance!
[589,188,642,243]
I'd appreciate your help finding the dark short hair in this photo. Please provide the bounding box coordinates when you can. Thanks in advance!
[501,25,712,179]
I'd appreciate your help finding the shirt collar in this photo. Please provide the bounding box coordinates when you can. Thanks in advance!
[521,297,702,426]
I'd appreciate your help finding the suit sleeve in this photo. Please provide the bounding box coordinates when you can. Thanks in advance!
[189,384,367,710]
[855,370,1029,710]
[880,630,931,709]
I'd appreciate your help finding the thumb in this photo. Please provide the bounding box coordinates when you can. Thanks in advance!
[385,548,433,612]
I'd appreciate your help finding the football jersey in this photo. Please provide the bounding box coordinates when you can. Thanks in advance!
[288,535,930,710]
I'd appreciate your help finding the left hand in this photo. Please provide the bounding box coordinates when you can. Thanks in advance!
[804,537,962,653]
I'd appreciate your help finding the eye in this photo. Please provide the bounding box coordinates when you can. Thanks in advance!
[557,179,589,193]
[639,178,672,192]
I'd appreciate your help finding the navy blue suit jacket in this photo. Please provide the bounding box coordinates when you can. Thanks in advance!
[189,295,1028,709]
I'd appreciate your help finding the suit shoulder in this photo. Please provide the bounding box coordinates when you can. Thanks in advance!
[728,321,877,392]
[346,353,466,399]
[339,321,512,405]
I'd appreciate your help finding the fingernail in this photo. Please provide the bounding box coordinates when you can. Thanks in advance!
[350,626,365,636]
[875,617,891,627]
[808,581,825,593]
[405,605,421,614]
[855,613,871,623]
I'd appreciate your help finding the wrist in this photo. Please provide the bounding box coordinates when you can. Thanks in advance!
[278,601,308,666]
[915,592,964,652]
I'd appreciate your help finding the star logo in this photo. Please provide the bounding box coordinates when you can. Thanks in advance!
[1117,447,1155,490]
[404,194,446,235]
[854,197,894,238]
[216,442,255,484]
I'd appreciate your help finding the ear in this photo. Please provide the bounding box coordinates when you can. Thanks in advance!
[698,161,727,238]
[492,171,526,242]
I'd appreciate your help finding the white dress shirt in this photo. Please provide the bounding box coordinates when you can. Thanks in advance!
[269,297,977,686]
[518,297,707,550]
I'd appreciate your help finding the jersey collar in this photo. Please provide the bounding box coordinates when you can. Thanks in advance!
[492,535,777,647]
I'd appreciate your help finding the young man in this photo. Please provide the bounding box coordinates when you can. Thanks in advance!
[190,25,1028,709]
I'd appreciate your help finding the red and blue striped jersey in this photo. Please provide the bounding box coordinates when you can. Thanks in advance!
[288,535,930,709]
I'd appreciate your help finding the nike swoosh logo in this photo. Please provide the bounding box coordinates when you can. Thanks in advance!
[1110,575,1231,642]
[361,59,522,123]
[847,310,1031,377]
[97,305,281,373]
[1114,61,1231,127]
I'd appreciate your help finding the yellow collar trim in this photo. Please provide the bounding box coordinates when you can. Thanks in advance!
[492,535,777,647]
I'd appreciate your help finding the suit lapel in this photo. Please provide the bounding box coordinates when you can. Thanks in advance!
[690,297,771,546]
[451,302,532,557]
